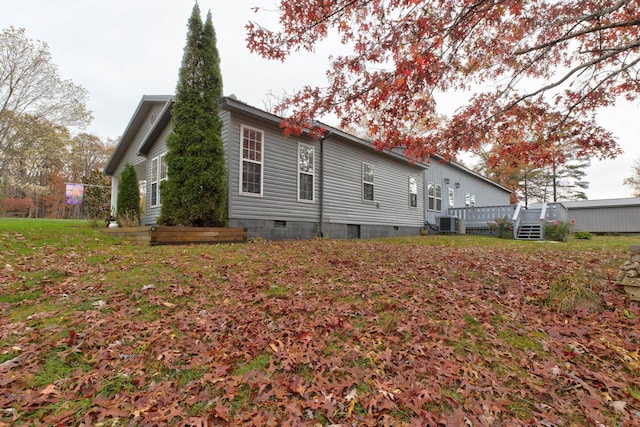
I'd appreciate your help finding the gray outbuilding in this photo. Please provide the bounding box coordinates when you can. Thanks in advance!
[561,198,640,234]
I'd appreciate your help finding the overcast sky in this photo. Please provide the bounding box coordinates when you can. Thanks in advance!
[3,0,639,200]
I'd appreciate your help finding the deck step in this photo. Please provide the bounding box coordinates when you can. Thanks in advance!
[517,224,542,240]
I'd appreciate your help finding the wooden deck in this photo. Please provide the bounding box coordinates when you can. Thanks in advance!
[104,226,246,245]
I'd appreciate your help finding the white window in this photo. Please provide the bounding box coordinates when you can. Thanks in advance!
[464,193,477,207]
[298,143,315,202]
[448,188,454,208]
[362,162,374,201]
[428,182,442,211]
[409,177,418,208]
[150,154,167,207]
[240,126,263,196]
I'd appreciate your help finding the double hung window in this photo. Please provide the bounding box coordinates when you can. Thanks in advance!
[428,182,442,211]
[150,154,167,207]
[362,162,375,201]
[409,177,418,207]
[241,126,263,196]
[298,143,315,202]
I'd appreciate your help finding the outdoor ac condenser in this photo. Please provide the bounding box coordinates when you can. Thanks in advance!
[438,216,458,233]
[438,216,465,234]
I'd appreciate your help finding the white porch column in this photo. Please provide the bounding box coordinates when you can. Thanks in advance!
[110,175,119,215]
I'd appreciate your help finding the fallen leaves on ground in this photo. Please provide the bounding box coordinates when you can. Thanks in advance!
[1,230,640,426]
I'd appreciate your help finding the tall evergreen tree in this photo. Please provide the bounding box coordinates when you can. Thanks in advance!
[160,4,227,227]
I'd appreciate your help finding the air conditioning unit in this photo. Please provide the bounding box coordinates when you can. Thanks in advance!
[438,216,465,234]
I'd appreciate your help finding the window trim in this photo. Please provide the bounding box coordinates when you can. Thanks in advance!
[362,162,375,202]
[448,188,454,209]
[464,193,476,207]
[297,142,315,203]
[150,153,167,207]
[239,125,264,197]
[427,182,442,212]
[408,176,418,208]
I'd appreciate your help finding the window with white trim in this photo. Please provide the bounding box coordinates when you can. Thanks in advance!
[362,162,374,201]
[408,177,418,208]
[240,126,263,196]
[448,188,454,208]
[298,143,315,202]
[150,154,167,207]
[464,193,477,207]
[428,182,442,211]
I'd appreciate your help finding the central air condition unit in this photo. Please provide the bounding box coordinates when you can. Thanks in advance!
[438,216,465,234]
[438,216,457,233]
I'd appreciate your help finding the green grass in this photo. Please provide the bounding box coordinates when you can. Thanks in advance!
[0,351,20,364]
[462,313,485,337]
[0,289,42,304]
[165,367,207,388]
[233,353,271,377]
[497,328,545,354]
[264,284,289,298]
[99,373,137,398]
[30,350,93,388]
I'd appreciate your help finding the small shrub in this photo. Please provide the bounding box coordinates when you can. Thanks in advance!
[544,220,574,242]
[117,163,141,223]
[573,231,592,240]
[490,216,514,239]
[1,197,34,217]
[117,210,140,227]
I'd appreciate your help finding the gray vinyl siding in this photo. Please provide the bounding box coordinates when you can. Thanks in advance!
[225,110,424,229]
[220,109,232,222]
[226,113,321,222]
[113,103,167,178]
[322,138,424,227]
[144,124,171,225]
[424,160,511,225]
[569,205,640,233]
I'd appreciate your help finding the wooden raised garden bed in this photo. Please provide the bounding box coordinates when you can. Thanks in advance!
[104,226,246,246]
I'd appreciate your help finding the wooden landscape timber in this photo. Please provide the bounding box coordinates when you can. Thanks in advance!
[104,225,246,245]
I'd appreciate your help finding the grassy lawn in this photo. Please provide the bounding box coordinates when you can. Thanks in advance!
[1,218,639,425]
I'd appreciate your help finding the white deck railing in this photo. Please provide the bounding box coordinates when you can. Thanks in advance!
[448,205,518,227]
[447,202,570,237]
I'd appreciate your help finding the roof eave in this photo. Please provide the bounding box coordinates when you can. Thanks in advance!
[138,99,174,156]
[221,97,428,168]
[104,95,173,175]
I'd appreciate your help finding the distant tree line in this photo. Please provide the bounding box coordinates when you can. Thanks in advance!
[0,27,114,219]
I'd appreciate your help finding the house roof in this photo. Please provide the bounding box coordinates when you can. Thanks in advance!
[559,197,640,209]
[104,95,173,175]
[220,96,429,168]
[137,99,173,156]
[104,94,511,195]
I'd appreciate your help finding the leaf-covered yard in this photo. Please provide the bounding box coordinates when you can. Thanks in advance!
[1,220,640,426]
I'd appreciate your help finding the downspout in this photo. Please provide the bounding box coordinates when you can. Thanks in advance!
[318,131,332,237]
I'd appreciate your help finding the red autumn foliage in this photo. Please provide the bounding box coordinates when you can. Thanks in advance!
[1,229,640,425]
[246,0,636,164]
[0,197,34,217]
